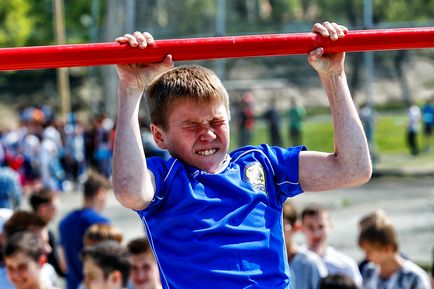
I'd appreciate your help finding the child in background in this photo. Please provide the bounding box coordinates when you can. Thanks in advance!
[126,237,162,289]
[283,201,327,289]
[3,231,59,289]
[301,205,362,287]
[358,219,430,289]
[81,241,131,289]
[83,223,124,247]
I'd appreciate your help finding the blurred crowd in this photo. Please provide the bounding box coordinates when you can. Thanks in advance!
[0,104,432,289]
[0,105,118,198]
[0,171,162,289]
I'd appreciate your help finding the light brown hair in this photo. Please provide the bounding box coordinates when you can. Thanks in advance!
[83,170,111,200]
[283,201,298,226]
[127,237,152,256]
[83,223,124,247]
[3,210,47,239]
[146,65,230,130]
[301,204,327,223]
[358,220,399,252]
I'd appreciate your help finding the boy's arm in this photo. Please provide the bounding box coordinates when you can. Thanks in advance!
[112,32,173,210]
[299,22,372,192]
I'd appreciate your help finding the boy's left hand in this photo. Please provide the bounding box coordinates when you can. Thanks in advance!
[308,22,348,76]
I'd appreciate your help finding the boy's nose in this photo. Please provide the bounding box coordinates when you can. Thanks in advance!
[199,127,216,142]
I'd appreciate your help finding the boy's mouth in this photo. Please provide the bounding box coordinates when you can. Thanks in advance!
[196,148,218,156]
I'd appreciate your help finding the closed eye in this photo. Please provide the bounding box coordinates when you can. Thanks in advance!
[210,120,227,127]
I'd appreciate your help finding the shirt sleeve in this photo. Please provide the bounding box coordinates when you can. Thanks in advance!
[259,144,306,202]
[136,157,175,216]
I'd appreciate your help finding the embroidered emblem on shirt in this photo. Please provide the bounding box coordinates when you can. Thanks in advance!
[244,162,266,192]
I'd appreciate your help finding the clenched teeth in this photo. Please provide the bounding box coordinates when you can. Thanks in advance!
[197,149,217,156]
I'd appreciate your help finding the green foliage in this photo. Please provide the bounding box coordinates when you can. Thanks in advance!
[375,0,434,22]
[0,0,35,46]
[137,0,217,37]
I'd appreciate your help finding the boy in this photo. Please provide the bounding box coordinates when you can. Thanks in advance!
[81,241,131,289]
[3,231,59,289]
[29,189,66,278]
[59,171,111,289]
[283,201,327,289]
[358,219,430,289]
[3,210,58,288]
[301,205,362,287]
[0,208,14,289]
[112,22,372,288]
[126,237,162,289]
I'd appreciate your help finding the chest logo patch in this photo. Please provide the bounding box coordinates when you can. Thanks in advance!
[244,162,266,192]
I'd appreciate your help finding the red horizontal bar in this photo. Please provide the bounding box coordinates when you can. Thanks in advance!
[1,27,434,71]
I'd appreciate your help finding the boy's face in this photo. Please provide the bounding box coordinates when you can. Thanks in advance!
[360,243,392,265]
[83,258,121,289]
[301,213,330,253]
[38,197,58,223]
[153,98,230,173]
[5,252,41,289]
[130,252,160,289]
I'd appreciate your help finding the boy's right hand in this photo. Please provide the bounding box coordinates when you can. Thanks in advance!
[115,32,173,91]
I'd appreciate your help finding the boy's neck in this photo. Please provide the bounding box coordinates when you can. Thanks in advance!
[309,242,327,257]
[379,253,403,278]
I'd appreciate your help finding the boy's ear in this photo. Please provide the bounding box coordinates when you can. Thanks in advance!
[109,270,122,286]
[38,255,47,267]
[292,221,302,232]
[150,124,167,149]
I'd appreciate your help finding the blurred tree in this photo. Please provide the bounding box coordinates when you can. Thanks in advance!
[136,0,216,37]
[0,0,35,46]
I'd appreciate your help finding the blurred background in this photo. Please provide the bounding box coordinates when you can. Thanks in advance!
[0,0,433,278]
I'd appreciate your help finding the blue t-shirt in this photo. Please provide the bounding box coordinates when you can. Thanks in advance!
[59,208,110,289]
[137,144,305,289]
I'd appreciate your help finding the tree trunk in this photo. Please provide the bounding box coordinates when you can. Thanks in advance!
[394,50,412,105]
[101,0,124,117]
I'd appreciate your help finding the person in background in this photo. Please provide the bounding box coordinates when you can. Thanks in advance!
[0,208,14,289]
[422,98,433,152]
[3,231,60,289]
[287,97,306,146]
[39,118,64,192]
[74,223,125,289]
[301,205,362,287]
[357,210,392,273]
[406,103,421,156]
[59,171,111,289]
[94,114,114,178]
[0,165,22,210]
[319,274,360,289]
[358,102,378,166]
[3,210,58,288]
[29,188,66,278]
[358,218,430,289]
[63,113,87,191]
[283,201,327,289]
[263,98,283,146]
[81,241,131,289]
[238,91,255,146]
[126,237,162,289]
[83,223,124,247]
